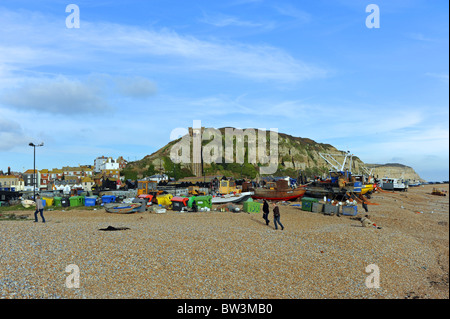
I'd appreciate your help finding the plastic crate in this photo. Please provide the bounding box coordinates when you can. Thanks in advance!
[243,201,261,213]
[301,197,319,212]
[323,204,340,215]
[101,195,116,204]
[312,202,324,213]
[342,205,357,216]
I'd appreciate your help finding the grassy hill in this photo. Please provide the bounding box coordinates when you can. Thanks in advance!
[122,128,421,181]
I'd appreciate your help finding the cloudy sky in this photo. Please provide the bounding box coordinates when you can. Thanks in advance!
[0,0,448,181]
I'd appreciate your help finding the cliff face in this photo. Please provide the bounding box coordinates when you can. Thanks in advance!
[125,128,424,181]
[366,163,425,182]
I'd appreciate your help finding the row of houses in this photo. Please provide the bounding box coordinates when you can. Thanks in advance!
[0,156,128,192]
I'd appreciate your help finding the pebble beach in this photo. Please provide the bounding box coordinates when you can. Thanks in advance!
[1,184,448,299]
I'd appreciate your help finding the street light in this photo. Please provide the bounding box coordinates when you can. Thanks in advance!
[29,142,44,201]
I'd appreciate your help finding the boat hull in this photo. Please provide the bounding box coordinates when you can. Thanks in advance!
[361,184,374,195]
[21,200,36,208]
[251,188,306,201]
[212,192,253,204]
[104,203,143,214]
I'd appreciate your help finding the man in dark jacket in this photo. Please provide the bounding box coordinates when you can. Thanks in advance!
[273,203,284,230]
[262,199,270,225]
[192,200,198,212]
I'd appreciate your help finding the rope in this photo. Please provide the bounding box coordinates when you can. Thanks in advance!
[374,185,395,194]
[348,192,380,205]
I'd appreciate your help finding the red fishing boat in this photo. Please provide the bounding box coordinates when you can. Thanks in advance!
[250,180,306,201]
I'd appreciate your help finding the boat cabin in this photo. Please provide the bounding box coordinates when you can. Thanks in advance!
[379,178,408,191]
[137,180,158,196]
[219,179,240,194]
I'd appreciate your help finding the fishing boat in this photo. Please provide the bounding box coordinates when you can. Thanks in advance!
[305,152,364,199]
[304,181,348,198]
[104,202,143,214]
[409,181,422,187]
[250,180,306,201]
[379,178,408,191]
[351,175,375,195]
[211,191,254,204]
[21,199,35,208]
[304,170,364,198]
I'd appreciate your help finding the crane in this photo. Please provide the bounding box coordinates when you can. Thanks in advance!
[319,151,353,172]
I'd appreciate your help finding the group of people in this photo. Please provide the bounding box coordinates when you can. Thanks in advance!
[262,199,284,230]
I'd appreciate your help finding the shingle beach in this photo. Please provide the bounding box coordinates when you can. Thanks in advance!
[1,184,448,299]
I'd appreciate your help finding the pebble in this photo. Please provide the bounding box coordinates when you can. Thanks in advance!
[0,184,448,299]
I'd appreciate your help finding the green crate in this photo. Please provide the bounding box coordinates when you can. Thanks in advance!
[301,197,319,212]
[243,201,261,213]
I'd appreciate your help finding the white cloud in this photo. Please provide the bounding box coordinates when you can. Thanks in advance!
[274,4,311,23]
[200,12,274,29]
[0,118,31,151]
[407,32,437,42]
[0,76,112,114]
[114,76,158,99]
[425,72,449,84]
[0,7,326,83]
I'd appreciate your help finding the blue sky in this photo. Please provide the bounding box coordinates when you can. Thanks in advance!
[0,0,448,181]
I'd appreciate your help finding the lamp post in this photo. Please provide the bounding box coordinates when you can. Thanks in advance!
[29,142,44,201]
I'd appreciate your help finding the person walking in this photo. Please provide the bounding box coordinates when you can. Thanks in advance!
[192,200,198,212]
[34,194,45,223]
[362,201,369,213]
[272,202,284,230]
[262,199,270,225]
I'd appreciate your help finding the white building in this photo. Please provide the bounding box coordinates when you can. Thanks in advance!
[147,174,169,183]
[94,156,119,172]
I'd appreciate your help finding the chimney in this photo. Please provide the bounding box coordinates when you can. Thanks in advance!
[8,167,11,175]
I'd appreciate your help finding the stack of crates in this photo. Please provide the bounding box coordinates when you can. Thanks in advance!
[301,197,319,212]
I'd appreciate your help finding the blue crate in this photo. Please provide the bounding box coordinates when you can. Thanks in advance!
[101,195,116,203]
[342,205,358,216]
[85,197,96,207]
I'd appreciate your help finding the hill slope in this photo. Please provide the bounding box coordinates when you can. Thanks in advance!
[123,128,423,181]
